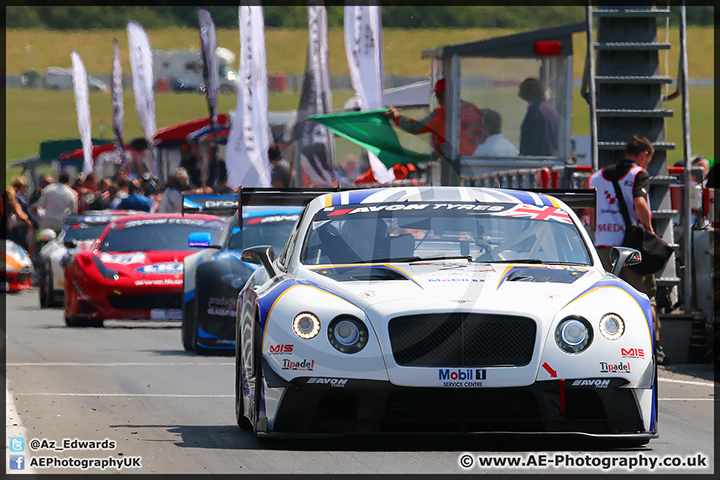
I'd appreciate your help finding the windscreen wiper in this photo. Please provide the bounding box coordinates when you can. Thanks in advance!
[485,259,544,264]
[408,255,472,263]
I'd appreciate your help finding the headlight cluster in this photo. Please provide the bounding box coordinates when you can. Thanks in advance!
[292,312,321,339]
[327,316,368,354]
[599,313,625,340]
[92,257,119,280]
[292,312,369,354]
[555,316,593,354]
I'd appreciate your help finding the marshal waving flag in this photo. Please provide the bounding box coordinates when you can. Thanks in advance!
[111,39,125,163]
[71,51,93,175]
[344,5,394,183]
[198,8,219,186]
[295,4,335,187]
[225,5,271,188]
[127,21,156,152]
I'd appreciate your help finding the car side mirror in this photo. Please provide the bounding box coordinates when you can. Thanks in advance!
[609,246,642,276]
[63,239,78,249]
[241,245,276,278]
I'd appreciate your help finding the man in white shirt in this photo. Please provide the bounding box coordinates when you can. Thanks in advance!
[157,168,190,214]
[472,109,519,158]
[31,171,78,233]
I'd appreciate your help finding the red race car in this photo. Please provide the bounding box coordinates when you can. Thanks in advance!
[64,213,225,327]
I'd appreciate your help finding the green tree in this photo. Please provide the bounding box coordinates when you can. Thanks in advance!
[6,6,44,28]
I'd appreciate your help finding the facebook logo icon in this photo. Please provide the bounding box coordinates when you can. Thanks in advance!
[10,455,25,470]
[10,437,25,452]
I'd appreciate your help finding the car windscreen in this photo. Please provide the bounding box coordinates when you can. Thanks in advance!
[300,201,591,265]
[228,214,299,252]
[64,222,111,242]
[99,218,225,252]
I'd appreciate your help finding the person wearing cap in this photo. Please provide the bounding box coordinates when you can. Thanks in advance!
[385,78,486,159]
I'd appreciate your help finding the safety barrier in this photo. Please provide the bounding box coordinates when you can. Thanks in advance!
[460,165,593,190]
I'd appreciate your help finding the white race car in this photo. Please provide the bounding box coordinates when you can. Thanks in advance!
[235,186,656,444]
[37,210,138,307]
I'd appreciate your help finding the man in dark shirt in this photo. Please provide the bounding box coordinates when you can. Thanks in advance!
[117,179,151,212]
[518,77,559,157]
[268,143,291,188]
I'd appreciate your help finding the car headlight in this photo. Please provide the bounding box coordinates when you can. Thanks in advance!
[327,316,368,354]
[555,316,593,354]
[293,312,320,339]
[92,257,119,281]
[599,313,625,340]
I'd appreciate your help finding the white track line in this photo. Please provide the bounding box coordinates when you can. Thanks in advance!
[6,381,37,474]
[13,393,233,398]
[658,378,714,388]
[660,398,714,401]
[7,362,234,367]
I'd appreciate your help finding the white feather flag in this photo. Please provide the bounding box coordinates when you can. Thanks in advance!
[71,51,93,175]
[127,21,156,147]
[344,5,394,183]
[225,5,272,188]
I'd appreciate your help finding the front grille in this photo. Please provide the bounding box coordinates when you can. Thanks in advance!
[107,294,181,310]
[388,313,536,366]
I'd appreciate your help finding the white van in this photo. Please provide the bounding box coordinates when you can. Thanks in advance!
[153,47,237,93]
[44,67,109,93]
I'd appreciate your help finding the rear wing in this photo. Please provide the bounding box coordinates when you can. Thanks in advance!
[182,194,238,216]
[239,187,338,228]
[522,189,596,210]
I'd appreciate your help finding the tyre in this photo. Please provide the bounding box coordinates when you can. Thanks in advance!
[181,294,196,352]
[235,325,252,430]
[46,268,60,308]
[252,320,264,439]
[38,264,48,308]
[65,315,103,328]
[193,331,212,356]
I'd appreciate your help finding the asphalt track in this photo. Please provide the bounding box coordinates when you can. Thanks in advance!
[4,289,715,475]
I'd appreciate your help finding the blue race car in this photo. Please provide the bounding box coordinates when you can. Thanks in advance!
[181,193,304,354]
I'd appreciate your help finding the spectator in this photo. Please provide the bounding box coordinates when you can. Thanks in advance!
[180,143,202,188]
[76,173,98,213]
[589,135,663,363]
[269,143,291,188]
[87,178,112,211]
[117,178,151,212]
[7,180,34,251]
[111,178,130,210]
[472,109,519,158]
[691,155,710,186]
[335,155,359,187]
[123,138,152,178]
[29,175,53,205]
[157,168,190,213]
[214,169,235,195]
[31,170,78,233]
[518,77,559,157]
[386,78,486,158]
[72,174,84,191]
